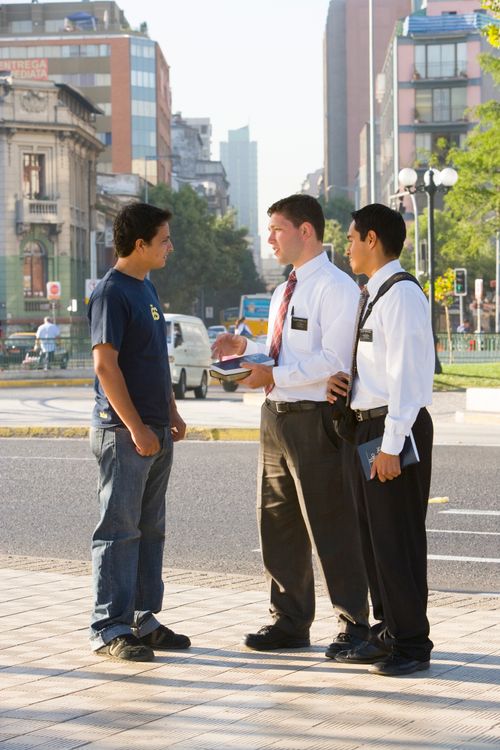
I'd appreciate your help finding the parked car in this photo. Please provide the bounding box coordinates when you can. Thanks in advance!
[207,325,227,345]
[3,332,39,365]
[165,314,211,399]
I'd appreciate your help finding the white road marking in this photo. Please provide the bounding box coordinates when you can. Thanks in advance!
[439,509,500,516]
[427,529,500,536]
[428,554,500,564]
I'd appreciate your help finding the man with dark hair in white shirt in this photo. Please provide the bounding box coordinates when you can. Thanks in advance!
[327,202,435,676]
[212,194,370,653]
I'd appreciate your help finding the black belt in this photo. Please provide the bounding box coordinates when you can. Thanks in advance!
[265,399,328,414]
[353,405,388,422]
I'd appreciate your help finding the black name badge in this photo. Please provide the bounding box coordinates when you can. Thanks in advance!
[359,328,373,342]
[291,316,308,331]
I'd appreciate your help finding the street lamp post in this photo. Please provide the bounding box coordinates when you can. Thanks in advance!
[398,166,458,337]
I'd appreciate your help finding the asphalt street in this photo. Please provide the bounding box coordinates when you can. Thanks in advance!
[0,438,498,594]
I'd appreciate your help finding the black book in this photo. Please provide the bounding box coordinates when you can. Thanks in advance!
[210,353,275,382]
[357,430,420,481]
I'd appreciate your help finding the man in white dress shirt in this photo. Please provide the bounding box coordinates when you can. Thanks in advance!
[213,194,369,652]
[327,203,435,676]
[35,316,60,370]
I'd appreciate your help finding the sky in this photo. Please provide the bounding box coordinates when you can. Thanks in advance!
[115,0,331,256]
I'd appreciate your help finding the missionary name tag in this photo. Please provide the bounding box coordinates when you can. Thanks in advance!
[291,316,308,331]
[359,328,373,342]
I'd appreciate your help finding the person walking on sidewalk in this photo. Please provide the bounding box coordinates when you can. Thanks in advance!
[212,194,369,654]
[35,316,60,371]
[88,202,190,662]
[327,203,435,676]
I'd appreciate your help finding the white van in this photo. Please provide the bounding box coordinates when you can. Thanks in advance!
[164,314,212,399]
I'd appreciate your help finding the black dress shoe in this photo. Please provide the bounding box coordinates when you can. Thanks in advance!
[335,640,389,664]
[369,653,430,676]
[325,632,365,659]
[244,624,310,651]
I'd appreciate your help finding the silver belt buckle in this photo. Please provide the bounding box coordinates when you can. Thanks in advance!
[275,402,288,413]
[355,410,363,422]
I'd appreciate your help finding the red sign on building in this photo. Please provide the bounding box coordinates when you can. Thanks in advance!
[2,59,49,81]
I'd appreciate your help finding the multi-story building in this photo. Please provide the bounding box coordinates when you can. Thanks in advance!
[171,112,229,217]
[0,1,172,186]
[184,117,212,160]
[323,0,415,201]
[220,125,260,273]
[378,0,499,206]
[0,77,102,333]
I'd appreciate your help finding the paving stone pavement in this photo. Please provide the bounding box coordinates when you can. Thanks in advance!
[0,557,499,749]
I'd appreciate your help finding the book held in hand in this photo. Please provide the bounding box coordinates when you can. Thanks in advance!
[357,430,420,481]
[210,353,275,382]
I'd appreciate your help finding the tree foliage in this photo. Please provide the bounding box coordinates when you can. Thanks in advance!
[319,194,355,230]
[147,183,263,319]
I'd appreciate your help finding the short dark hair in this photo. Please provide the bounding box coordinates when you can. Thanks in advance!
[267,194,325,242]
[113,202,172,258]
[351,203,406,258]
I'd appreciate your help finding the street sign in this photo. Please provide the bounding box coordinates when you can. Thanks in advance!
[475,278,483,301]
[46,281,61,300]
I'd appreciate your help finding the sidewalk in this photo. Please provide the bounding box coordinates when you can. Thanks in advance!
[0,556,499,750]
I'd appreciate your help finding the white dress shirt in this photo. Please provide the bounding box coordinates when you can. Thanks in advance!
[350,259,434,455]
[245,252,359,402]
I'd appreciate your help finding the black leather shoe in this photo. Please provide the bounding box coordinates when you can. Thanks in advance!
[369,653,430,676]
[140,624,191,650]
[244,624,310,651]
[335,640,389,664]
[325,632,366,659]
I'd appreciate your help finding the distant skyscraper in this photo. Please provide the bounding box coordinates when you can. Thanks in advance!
[323,0,413,201]
[220,126,260,272]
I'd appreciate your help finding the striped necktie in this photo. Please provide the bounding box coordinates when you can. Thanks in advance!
[346,286,369,407]
[265,270,297,396]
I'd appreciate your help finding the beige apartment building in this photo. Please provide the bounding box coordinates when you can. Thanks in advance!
[0,77,102,333]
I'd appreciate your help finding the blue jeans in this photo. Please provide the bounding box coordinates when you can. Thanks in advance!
[89,424,173,650]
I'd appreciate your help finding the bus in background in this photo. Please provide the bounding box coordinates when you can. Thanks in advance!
[221,306,239,333]
[239,294,272,336]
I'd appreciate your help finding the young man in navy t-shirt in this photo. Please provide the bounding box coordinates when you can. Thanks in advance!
[88,202,189,662]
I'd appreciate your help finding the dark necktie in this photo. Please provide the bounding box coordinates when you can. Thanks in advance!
[265,270,297,396]
[346,287,369,407]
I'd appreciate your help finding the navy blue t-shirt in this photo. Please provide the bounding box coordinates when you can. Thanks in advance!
[88,268,172,428]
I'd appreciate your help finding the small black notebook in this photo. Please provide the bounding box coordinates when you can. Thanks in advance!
[357,431,420,481]
[209,353,274,382]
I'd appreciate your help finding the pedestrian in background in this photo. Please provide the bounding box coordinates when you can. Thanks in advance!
[213,194,369,655]
[87,202,189,662]
[235,316,252,337]
[327,203,435,676]
[35,316,60,371]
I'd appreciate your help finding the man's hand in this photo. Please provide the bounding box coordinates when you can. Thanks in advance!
[170,408,186,442]
[131,424,161,456]
[211,333,246,359]
[326,371,349,403]
[371,452,401,482]
[240,362,274,390]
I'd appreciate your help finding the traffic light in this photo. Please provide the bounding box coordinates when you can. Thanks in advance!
[454,268,467,296]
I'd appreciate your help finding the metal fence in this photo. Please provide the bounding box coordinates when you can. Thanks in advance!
[0,337,93,371]
[437,333,500,364]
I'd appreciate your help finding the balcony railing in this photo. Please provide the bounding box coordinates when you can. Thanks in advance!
[413,61,468,80]
[16,198,60,225]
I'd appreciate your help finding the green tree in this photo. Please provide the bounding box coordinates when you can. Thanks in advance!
[147,184,218,313]
[319,194,355,230]
[424,268,456,360]
[324,218,351,275]
[440,0,500,285]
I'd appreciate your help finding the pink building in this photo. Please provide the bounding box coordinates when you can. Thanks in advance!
[377,0,498,206]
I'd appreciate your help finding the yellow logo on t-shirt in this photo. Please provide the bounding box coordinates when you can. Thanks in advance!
[150,304,160,321]
[99,411,110,420]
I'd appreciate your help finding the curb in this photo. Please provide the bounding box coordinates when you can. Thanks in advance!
[0,425,260,441]
[0,378,93,388]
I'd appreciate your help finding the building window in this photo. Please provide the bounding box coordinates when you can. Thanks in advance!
[23,154,46,199]
[415,132,467,166]
[415,42,467,79]
[415,87,467,123]
[10,20,33,33]
[23,241,46,298]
